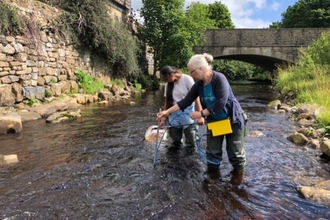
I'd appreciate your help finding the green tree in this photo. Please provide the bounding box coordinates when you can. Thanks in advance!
[140,0,188,73]
[208,1,234,28]
[281,0,330,28]
[184,2,217,47]
[212,60,270,81]
[269,21,282,28]
[302,30,330,67]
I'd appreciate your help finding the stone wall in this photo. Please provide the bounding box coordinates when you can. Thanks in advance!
[0,0,138,107]
[107,0,131,22]
[127,15,155,76]
[202,28,329,47]
[0,26,109,106]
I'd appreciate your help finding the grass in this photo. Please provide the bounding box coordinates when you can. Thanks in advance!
[74,70,105,94]
[276,31,330,129]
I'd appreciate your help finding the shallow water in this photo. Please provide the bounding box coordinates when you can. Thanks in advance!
[1,83,330,219]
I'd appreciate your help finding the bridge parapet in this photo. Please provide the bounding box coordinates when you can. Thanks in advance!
[202,28,329,47]
[194,28,329,71]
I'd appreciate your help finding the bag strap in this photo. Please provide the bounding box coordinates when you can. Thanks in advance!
[229,89,233,118]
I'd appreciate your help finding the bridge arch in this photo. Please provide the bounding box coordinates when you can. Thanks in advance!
[193,28,329,71]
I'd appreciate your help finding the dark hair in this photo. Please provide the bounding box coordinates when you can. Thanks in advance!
[160,66,178,110]
[160,65,177,77]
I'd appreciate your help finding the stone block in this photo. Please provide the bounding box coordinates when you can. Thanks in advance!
[0,84,15,106]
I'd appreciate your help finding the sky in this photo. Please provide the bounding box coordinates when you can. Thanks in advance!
[130,0,299,28]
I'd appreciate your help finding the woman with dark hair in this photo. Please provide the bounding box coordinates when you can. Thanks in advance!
[159,65,203,150]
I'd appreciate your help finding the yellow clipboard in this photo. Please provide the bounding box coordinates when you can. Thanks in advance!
[207,118,233,136]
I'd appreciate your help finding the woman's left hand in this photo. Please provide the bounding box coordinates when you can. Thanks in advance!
[189,111,202,120]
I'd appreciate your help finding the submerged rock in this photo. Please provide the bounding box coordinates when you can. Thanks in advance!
[0,112,22,134]
[0,154,19,165]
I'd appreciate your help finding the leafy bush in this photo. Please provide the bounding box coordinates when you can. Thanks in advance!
[75,70,105,94]
[212,60,271,81]
[135,83,142,90]
[0,2,23,35]
[57,0,141,79]
[111,79,125,88]
[45,89,52,98]
[24,98,40,106]
[303,31,330,67]
[135,74,160,90]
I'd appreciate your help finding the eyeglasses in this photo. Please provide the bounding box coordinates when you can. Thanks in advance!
[190,67,199,74]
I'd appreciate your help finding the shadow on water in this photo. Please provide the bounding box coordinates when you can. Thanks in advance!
[1,83,330,219]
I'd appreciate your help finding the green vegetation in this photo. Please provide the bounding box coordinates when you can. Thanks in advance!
[212,60,271,81]
[50,78,57,84]
[139,0,235,74]
[134,83,142,90]
[2,0,269,88]
[75,70,105,94]
[208,1,234,28]
[183,2,217,61]
[135,74,159,90]
[139,0,270,81]
[70,87,79,94]
[270,0,330,28]
[140,0,191,72]
[0,2,23,35]
[111,79,124,88]
[2,0,328,95]
[276,31,330,127]
[140,0,236,74]
[271,0,330,131]
[42,0,141,79]
[45,89,52,98]
[24,98,40,106]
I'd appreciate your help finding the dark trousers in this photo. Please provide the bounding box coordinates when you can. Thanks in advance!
[169,124,197,148]
[206,122,246,172]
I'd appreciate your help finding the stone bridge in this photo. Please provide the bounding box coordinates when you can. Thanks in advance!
[193,28,329,71]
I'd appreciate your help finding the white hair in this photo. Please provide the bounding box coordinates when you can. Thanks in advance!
[188,53,213,70]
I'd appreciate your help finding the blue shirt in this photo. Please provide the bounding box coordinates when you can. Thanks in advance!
[202,83,228,120]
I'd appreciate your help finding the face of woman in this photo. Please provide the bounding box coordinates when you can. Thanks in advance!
[189,66,203,81]
[162,73,175,83]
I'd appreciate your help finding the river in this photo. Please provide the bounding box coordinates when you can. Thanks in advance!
[1,83,330,219]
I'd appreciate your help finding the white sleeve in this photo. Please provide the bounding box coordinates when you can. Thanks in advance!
[164,82,168,97]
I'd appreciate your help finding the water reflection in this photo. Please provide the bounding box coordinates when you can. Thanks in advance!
[0,84,329,219]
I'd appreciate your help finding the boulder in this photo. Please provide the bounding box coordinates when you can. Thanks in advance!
[0,84,15,106]
[0,154,19,165]
[320,139,330,157]
[297,186,330,207]
[0,112,22,134]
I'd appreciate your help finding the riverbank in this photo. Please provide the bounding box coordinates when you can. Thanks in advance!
[276,31,330,128]
[0,83,144,134]
[267,92,330,207]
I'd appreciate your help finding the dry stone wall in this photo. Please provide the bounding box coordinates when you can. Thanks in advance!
[0,30,105,107]
[0,0,113,107]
